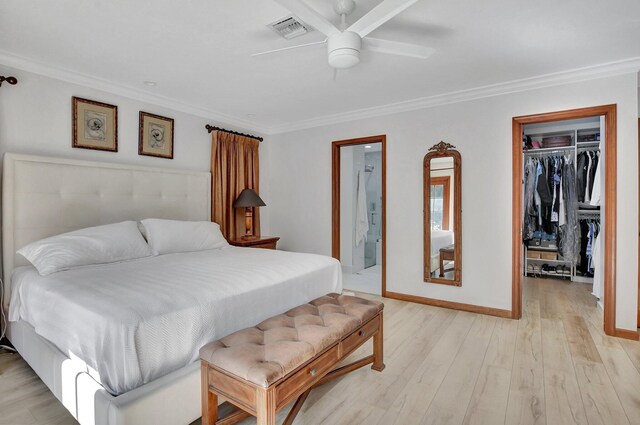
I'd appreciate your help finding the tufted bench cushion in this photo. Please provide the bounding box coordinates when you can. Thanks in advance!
[199,293,383,388]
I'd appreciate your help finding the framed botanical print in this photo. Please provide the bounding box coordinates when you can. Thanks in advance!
[138,111,174,159]
[72,97,118,152]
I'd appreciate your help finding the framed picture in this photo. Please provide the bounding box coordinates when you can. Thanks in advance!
[72,97,118,152]
[138,111,174,159]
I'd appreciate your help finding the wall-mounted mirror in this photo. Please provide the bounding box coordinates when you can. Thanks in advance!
[424,142,462,286]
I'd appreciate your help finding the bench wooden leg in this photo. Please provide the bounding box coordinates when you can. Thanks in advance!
[201,364,218,425]
[283,389,310,425]
[216,405,252,425]
[256,388,276,425]
[372,312,385,372]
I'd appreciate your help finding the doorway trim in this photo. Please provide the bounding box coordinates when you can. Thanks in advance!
[332,135,386,296]
[512,104,637,339]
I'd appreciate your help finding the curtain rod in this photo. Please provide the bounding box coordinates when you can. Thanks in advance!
[205,125,263,142]
[0,75,18,87]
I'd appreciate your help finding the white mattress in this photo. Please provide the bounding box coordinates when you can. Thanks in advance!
[430,230,454,255]
[9,246,342,395]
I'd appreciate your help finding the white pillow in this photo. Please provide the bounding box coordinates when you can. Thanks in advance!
[140,219,228,255]
[18,221,155,275]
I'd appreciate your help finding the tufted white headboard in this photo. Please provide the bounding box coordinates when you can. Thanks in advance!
[2,153,211,308]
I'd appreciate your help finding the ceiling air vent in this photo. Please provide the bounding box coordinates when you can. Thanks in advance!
[268,15,313,40]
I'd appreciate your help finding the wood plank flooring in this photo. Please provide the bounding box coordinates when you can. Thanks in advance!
[2,277,640,425]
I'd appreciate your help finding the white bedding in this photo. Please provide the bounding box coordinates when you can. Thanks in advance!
[9,246,342,395]
[430,230,454,255]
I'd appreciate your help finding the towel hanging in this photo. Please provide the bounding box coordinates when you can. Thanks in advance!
[355,170,369,247]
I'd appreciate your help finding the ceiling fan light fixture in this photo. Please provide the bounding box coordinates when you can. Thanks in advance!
[261,0,434,70]
[328,48,360,68]
[327,31,361,69]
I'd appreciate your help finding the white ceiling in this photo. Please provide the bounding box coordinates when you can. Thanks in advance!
[2,0,640,133]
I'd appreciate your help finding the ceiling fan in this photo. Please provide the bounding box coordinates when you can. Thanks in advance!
[254,0,433,69]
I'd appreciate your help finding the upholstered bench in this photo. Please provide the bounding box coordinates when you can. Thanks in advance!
[200,293,384,425]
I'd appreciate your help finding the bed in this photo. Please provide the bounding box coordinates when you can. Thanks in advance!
[2,153,342,425]
[429,230,454,274]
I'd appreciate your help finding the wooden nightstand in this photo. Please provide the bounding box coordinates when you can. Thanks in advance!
[229,236,280,250]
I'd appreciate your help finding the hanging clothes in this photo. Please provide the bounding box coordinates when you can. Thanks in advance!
[558,157,578,265]
[522,134,602,280]
[588,152,598,198]
[577,218,600,276]
[586,222,594,273]
[558,164,565,226]
[584,152,593,203]
[590,149,602,206]
[576,149,601,205]
[578,220,590,275]
[550,157,561,223]
[540,158,556,234]
[523,158,538,241]
[535,162,542,227]
[523,156,555,240]
[537,159,553,206]
[576,152,588,202]
[523,154,577,266]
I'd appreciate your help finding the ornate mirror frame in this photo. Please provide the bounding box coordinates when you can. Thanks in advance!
[424,141,462,286]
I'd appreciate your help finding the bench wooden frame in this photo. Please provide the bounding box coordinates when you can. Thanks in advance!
[201,311,385,425]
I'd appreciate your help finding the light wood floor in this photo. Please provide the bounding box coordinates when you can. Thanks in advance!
[2,277,640,425]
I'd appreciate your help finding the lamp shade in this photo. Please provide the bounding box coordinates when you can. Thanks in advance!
[234,188,266,208]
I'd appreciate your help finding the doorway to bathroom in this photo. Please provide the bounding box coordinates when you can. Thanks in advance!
[332,135,386,296]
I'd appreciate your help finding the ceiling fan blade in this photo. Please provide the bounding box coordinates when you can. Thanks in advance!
[271,0,340,37]
[363,37,434,59]
[347,0,423,38]
[252,39,326,57]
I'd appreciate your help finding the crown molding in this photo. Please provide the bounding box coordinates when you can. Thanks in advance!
[0,50,266,134]
[2,49,639,137]
[266,56,640,134]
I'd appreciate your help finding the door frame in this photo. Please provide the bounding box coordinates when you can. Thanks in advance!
[332,135,386,296]
[512,104,633,338]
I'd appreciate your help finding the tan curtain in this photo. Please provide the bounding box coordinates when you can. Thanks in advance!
[211,130,260,240]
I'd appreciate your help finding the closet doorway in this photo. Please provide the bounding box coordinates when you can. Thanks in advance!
[512,105,620,337]
[332,135,386,296]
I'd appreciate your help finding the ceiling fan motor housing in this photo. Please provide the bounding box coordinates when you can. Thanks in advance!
[327,31,361,69]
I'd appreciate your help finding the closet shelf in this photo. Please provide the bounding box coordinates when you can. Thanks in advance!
[526,246,558,252]
[523,146,574,155]
[526,258,570,264]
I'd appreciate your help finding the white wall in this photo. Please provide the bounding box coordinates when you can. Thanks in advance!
[0,65,269,193]
[263,73,639,331]
[0,66,268,171]
[0,66,268,261]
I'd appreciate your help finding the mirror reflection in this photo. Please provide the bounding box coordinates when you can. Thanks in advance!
[428,156,456,280]
[424,142,461,286]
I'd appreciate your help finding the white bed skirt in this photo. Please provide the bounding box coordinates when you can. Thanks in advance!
[9,320,201,425]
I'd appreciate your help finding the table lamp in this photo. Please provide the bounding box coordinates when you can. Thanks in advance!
[234,188,266,239]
